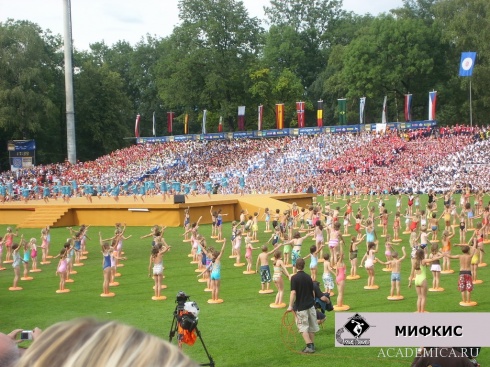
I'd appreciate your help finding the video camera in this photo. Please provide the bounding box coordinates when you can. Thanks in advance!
[176,291,191,310]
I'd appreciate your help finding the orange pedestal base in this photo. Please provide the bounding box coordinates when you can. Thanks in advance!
[243,270,255,275]
[216,239,225,243]
[459,301,477,307]
[334,305,350,311]
[441,270,454,274]
[364,285,379,290]
[429,287,444,292]
[264,230,272,233]
[40,261,51,265]
[234,263,245,267]
[204,288,212,292]
[46,255,53,259]
[195,268,204,273]
[228,255,237,259]
[30,269,42,273]
[115,273,121,277]
[0,267,6,271]
[152,296,167,301]
[101,292,116,297]
[478,263,487,268]
[80,256,88,260]
[65,279,74,283]
[9,287,22,291]
[392,239,403,243]
[73,263,84,267]
[21,277,33,281]
[285,264,293,268]
[117,263,124,268]
[473,279,483,285]
[259,289,274,294]
[382,268,392,272]
[190,261,199,264]
[109,282,119,287]
[342,234,351,237]
[270,303,287,309]
[387,295,404,301]
[56,289,70,293]
[187,254,194,258]
[183,239,191,243]
[70,270,78,275]
[198,278,208,283]
[207,299,224,304]
[346,275,360,280]
[4,260,13,264]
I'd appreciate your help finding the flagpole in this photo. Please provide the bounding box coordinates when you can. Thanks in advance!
[469,79,473,127]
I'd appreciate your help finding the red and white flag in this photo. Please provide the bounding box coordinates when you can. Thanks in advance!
[237,106,246,131]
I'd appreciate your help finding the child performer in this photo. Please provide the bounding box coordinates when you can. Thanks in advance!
[321,253,336,294]
[148,242,170,299]
[55,249,68,292]
[348,235,364,279]
[255,245,278,293]
[408,249,442,312]
[199,239,226,302]
[429,243,443,291]
[244,235,258,273]
[335,252,347,308]
[377,247,407,298]
[303,244,323,282]
[445,238,478,305]
[271,250,290,307]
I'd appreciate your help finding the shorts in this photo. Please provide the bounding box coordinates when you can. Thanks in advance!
[260,265,271,284]
[391,272,401,282]
[458,272,473,292]
[322,273,335,290]
[292,250,301,266]
[296,307,320,334]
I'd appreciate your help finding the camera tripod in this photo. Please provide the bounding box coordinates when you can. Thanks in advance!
[169,305,215,367]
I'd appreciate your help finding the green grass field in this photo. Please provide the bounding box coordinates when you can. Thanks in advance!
[1,194,488,366]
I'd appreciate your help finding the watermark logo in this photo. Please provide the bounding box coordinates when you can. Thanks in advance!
[336,313,373,346]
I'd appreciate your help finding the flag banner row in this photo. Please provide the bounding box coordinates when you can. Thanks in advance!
[139,91,439,137]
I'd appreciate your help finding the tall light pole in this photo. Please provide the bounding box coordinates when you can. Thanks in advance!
[63,0,76,163]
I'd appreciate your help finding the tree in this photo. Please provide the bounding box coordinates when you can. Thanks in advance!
[156,0,263,132]
[0,20,64,167]
[434,0,490,124]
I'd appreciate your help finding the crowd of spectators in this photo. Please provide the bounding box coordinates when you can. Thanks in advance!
[0,125,489,201]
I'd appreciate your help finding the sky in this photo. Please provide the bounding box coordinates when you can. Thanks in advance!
[1,0,404,50]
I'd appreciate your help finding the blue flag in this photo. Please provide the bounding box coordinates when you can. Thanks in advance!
[459,52,477,77]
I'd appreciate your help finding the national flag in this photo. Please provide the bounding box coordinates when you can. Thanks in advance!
[404,94,412,122]
[218,116,223,132]
[296,101,305,128]
[134,114,140,138]
[459,52,477,77]
[152,112,156,136]
[167,112,174,134]
[317,100,323,127]
[237,106,246,131]
[381,96,387,124]
[359,97,366,124]
[257,105,263,131]
[275,104,284,130]
[184,114,189,134]
[428,91,437,121]
[202,110,207,134]
[338,99,347,125]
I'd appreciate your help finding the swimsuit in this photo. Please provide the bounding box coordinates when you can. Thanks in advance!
[336,265,346,283]
[57,258,67,273]
[153,261,163,275]
[431,258,441,272]
[414,265,426,287]
[309,255,318,269]
[350,249,358,260]
[103,254,111,269]
[272,266,282,282]
[245,247,252,259]
[211,262,221,280]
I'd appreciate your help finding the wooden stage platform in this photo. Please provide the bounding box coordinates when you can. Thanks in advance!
[0,193,315,228]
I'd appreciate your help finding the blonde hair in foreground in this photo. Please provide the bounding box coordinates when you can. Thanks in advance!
[16,318,198,367]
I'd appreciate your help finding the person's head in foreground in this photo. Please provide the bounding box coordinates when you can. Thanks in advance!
[15,318,198,367]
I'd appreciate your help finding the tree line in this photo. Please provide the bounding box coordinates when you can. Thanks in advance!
[0,0,488,167]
